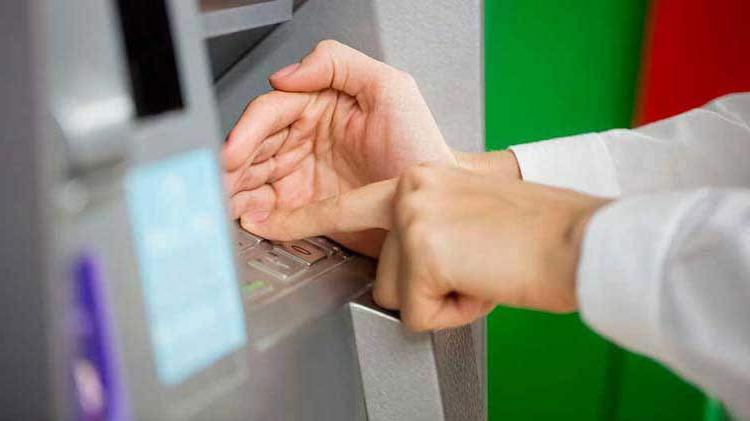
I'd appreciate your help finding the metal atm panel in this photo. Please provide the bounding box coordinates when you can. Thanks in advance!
[212,1,487,419]
[0,0,486,420]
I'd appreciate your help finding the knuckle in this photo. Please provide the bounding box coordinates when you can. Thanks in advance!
[403,220,444,262]
[402,309,430,332]
[395,173,412,194]
[375,68,417,97]
[402,165,436,189]
[396,193,421,216]
[314,40,347,90]
[315,39,340,54]
[372,284,398,310]
[252,91,281,111]
[403,220,430,245]
[392,68,417,87]
[225,128,241,144]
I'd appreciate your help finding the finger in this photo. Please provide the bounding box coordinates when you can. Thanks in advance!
[253,128,290,163]
[435,296,496,330]
[478,300,496,317]
[398,230,489,331]
[270,158,315,210]
[223,91,312,171]
[373,231,401,310]
[399,280,445,332]
[231,185,276,220]
[274,121,313,156]
[329,228,386,259]
[402,291,490,332]
[226,137,313,195]
[269,140,314,182]
[449,296,496,326]
[225,158,277,195]
[224,128,290,194]
[240,178,398,240]
[269,40,390,100]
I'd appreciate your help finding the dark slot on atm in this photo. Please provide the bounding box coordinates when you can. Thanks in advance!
[115,0,184,117]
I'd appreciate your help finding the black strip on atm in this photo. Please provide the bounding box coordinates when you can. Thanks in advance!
[115,0,184,117]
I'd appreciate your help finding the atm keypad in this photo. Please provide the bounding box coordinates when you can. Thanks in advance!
[273,240,326,266]
[305,236,347,257]
[236,226,350,304]
[246,250,306,281]
[241,280,273,300]
[236,230,263,250]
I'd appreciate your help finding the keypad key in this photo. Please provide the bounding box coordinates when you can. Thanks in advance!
[236,228,263,250]
[303,237,335,255]
[275,240,326,266]
[246,250,305,281]
[241,280,273,300]
[304,236,350,258]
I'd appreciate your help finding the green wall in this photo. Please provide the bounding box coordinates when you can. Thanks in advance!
[484,1,706,419]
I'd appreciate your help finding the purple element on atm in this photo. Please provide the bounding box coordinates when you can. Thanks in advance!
[73,254,131,421]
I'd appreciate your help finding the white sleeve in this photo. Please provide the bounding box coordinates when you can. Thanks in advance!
[509,92,750,197]
[577,189,750,419]
[508,93,750,418]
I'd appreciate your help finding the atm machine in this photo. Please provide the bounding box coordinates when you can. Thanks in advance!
[0,0,485,420]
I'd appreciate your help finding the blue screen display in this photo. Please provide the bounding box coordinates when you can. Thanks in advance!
[125,149,246,385]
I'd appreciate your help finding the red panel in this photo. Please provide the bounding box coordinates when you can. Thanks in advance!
[636,0,750,124]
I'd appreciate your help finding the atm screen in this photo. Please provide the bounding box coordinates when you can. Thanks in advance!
[116,0,184,117]
[125,149,247,385]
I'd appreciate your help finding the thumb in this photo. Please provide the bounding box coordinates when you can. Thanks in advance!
[269,40,390,99]
[240,179,398,241]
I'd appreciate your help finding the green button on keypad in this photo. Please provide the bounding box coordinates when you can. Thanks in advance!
[242,280,269,297]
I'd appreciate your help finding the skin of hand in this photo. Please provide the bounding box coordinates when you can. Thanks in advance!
[241,165,611,331]
[223,40,462,256]
[455,149,521,179]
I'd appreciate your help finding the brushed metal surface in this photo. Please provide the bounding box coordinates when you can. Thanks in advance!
[215,0,485,154]
[433,326,484,420]
[350,302,445,421]
[201,0,292,39]
[7,0,487,419]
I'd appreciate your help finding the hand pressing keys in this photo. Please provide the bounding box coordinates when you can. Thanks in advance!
[241,165,610,332]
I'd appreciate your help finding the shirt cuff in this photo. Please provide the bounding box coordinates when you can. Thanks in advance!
[576,191,708,358]
[509,133,621,197]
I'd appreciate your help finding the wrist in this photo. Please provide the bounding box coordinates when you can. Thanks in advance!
[565,197,612,308]
[453,149,479,171]
[571,198,611,252]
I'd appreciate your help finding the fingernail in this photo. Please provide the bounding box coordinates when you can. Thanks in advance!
[270,63,300,80]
